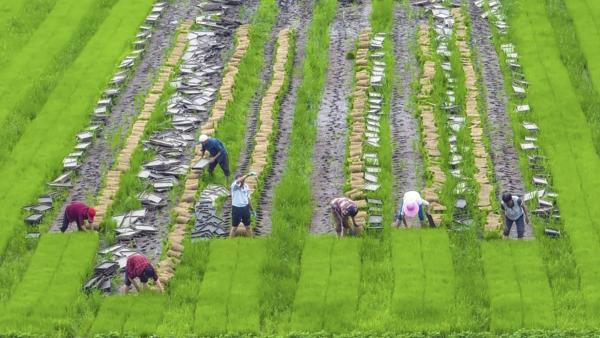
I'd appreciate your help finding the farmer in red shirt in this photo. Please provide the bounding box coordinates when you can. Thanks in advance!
[122,254,164,294]
[60,202,95,233]
[330,197,362,237]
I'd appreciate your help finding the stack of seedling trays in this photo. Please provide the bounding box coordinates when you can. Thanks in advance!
[192,185,229,239]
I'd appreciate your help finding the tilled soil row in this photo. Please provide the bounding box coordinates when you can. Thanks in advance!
[256,0,314,233]
[92,22,194,227]
[467,0,525,197]
[309,0,372,234]
[51,1,194,232]
[391,5,424,224]
[453,9,506,232]
[343,29,371,227]
[418,25,446,226]
[158,25,250,285]
[246,29,292,235]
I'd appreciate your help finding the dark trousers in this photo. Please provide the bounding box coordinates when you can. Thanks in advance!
[208,154,230,177]
[61,211,82,233]
[503,214,525,238]
[232,205,251,227]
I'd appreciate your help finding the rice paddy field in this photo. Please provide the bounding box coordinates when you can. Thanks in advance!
[2,0,600,337]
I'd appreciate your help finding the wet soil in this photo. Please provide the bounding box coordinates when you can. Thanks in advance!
[309,0,371,234]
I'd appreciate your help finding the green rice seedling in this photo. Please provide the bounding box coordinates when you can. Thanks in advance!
[122,293,165,335]
[0,0,155,254]
[290,236,334,332]
[156,240,210,337]
[194,239,239,335]
[88,295,133,335]
[227,238,267,334]
[507,0,600,327]
[323,238,360,334]
[0,0,59,69]
[0,0,118,165]
[259,0,337,333]
[483,241,555,332]
[550,0,600,157]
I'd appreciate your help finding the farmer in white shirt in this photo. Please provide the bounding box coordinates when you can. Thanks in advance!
[394,190,430,228]
[230,172,256,237]
[500,192,529,239]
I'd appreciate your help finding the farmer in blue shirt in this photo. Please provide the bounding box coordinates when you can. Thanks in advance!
[199,134,230,183]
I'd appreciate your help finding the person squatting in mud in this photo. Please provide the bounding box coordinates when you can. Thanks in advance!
[199,134,230,184]
[230,172,256,238]
[122,253,164,294]
[330,197,363,237]
[393,190,430,228]
[500,192,529,239]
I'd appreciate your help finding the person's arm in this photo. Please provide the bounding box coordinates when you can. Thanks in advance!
[520,200,529,223]
[351,216,359,229]
[155,278,164,293]
[132,279,141,292]
[402,214,408,227]
[210,150,221,163]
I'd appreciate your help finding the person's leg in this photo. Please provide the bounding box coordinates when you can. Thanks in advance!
[516,215,525,238]
[332,207,343,237]
[503,217,514,237]
[242,205,253,237]
[219,156,230,184]
[60,211,69,233]
[230,206,241,238]
[418,205,425,226]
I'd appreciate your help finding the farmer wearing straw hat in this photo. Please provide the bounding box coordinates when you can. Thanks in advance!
[330,197,362,237]
[60,201,95,233]
[199,134,230,183]
[394,191,430,228]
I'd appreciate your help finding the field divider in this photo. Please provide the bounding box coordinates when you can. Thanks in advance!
[417,25,446,225]
[344,28,371,226]
[156,25,250,285]
[93,21,194,226]
[246,28,291,194]
[453,9,503,232]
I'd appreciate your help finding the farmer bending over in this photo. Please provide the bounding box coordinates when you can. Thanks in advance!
[500,192,529,239]
[61,201,95,233]
[330,197,362,237]
[199,134,230,184]
[122,254,164,294]
[230,172,256,238]
[394,191,429,228]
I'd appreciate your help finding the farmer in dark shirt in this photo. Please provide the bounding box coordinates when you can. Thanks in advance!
[61,202,95,233]
[199,134,230,183]
[122,254,164,294]
[500,192,529,239]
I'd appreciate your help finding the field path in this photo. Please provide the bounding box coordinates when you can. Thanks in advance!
[309,0,371,234]
[50,0,199,233]
[256,0,314,233]
[390,4,424,222]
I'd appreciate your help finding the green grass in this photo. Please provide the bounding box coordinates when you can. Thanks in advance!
[259,0,337,333]
[0,232,97,335]
[509,0,600,327]
[194,240,237,335]
[290,236,334,332]
[0,0,115,165]
[0,0,59,69]
[0,0,154,254]
[482,241,555,332]
[122,294,165,335]
[88,296,132,335]
[389,229,456,332]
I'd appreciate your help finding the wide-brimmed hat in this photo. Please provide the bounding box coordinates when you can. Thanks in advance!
[403,201,419,218]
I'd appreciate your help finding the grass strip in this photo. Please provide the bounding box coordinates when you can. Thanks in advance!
[156,240,210,336]
[0,0,59,69]
[227,239,267,334]
[0,0,154,253]
[483,241,555,332]
[0,0,116,165]
[508,0,600,327]
[122,294,165,335]
[289,236,334,332]
[194,239,238,335]
[258,0,337,333]
[323,238,360,334]
[88,296,133,335]
[548,0,600,157]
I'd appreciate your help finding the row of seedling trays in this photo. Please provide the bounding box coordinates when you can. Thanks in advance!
[481,0,562,236]
[22,2,167,230]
